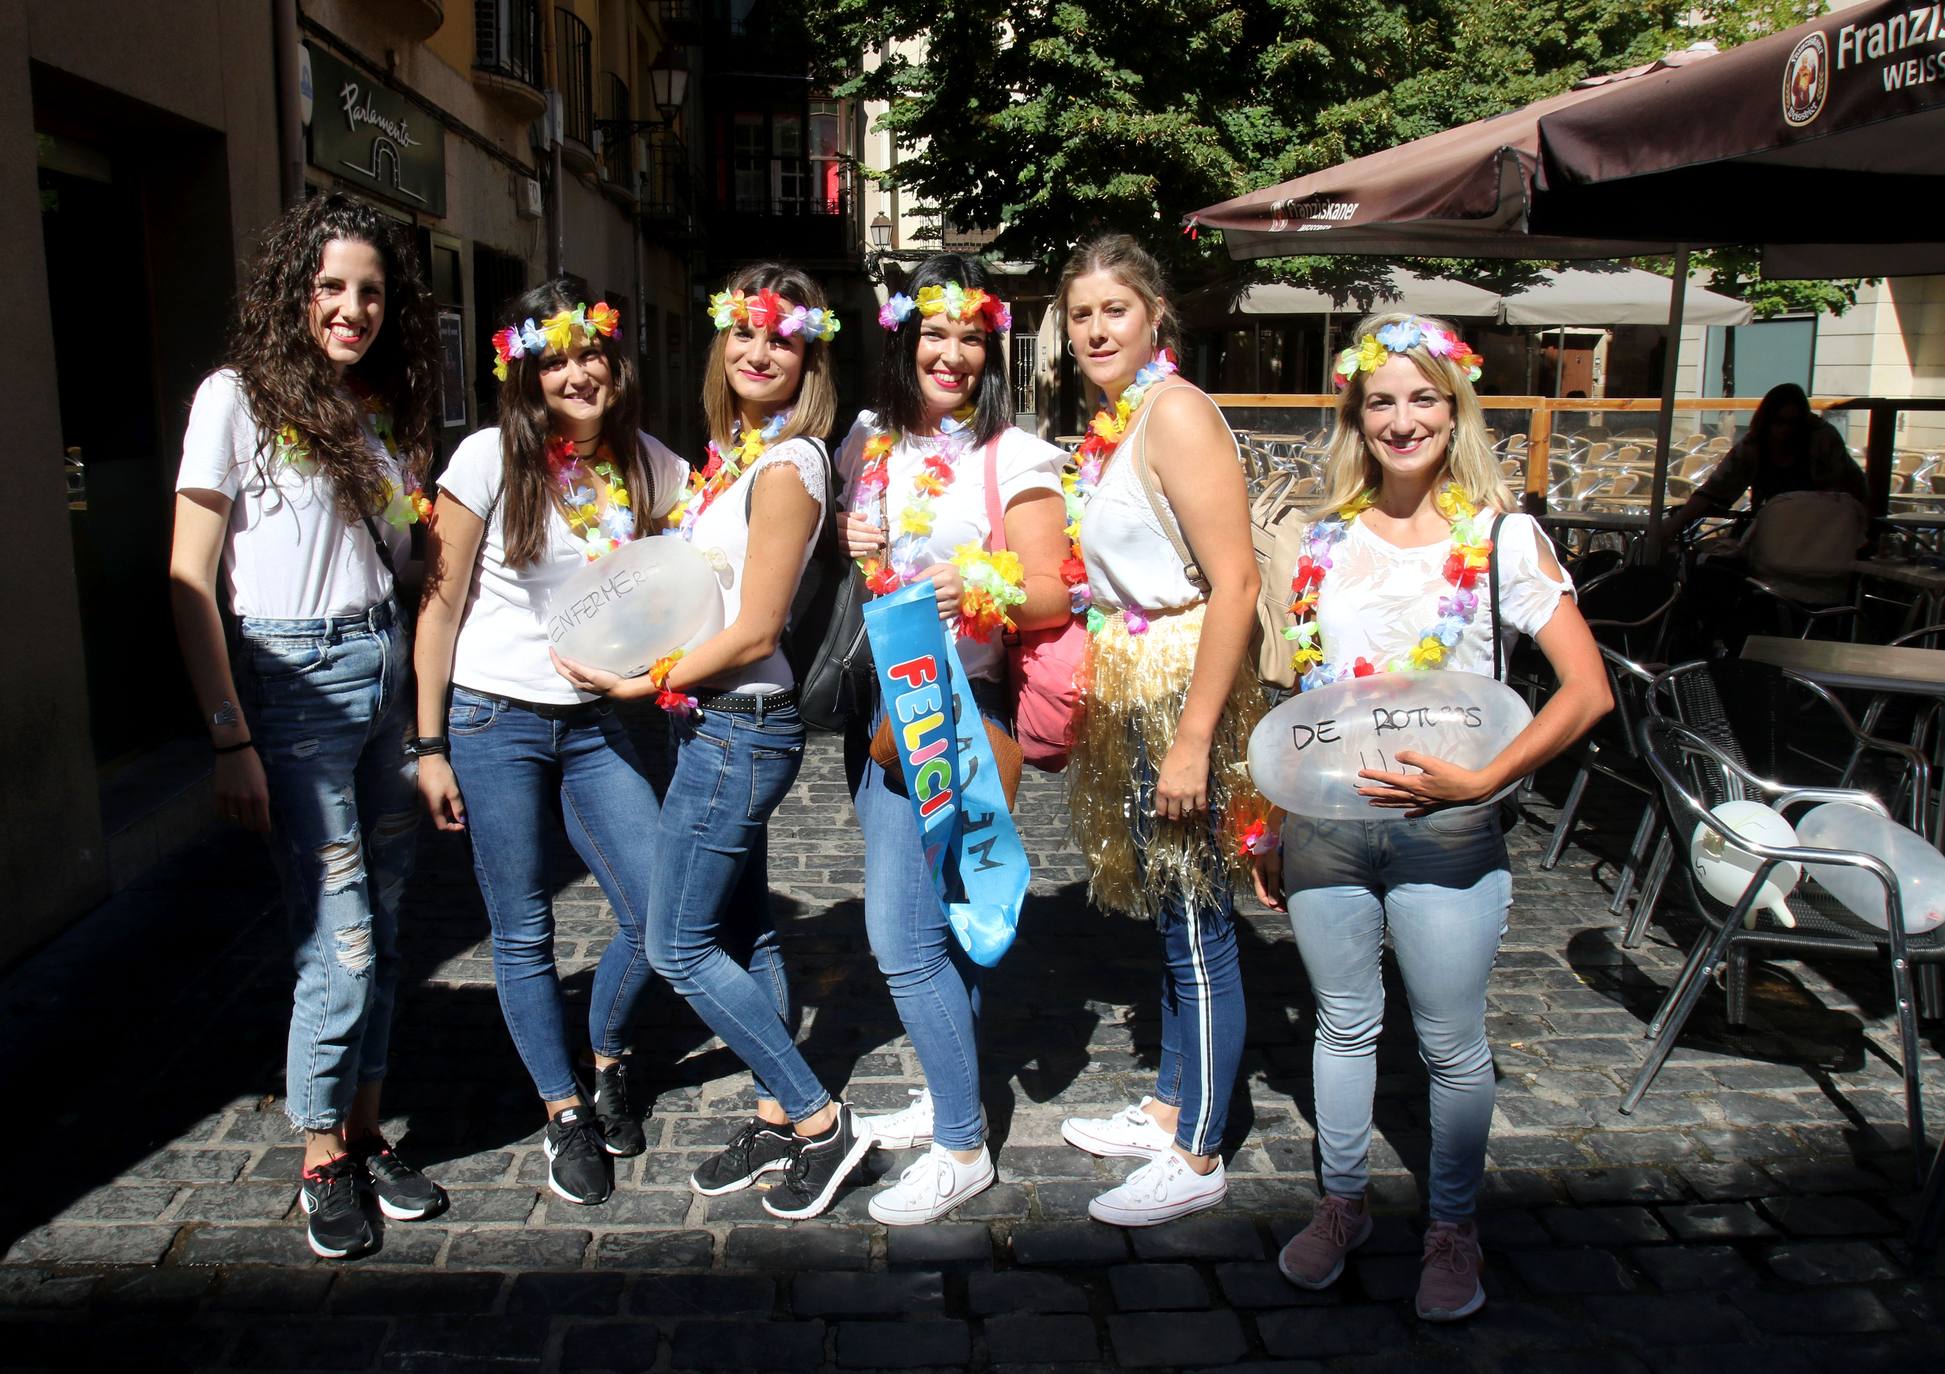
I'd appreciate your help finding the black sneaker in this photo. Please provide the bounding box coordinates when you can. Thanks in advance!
[689,1117,797,1197]
[761,1104,875,1220]
[348,1134,447,1220]
[544,1105,613,1206]
[590,1061,646,1157]
[299,1156,374,1259]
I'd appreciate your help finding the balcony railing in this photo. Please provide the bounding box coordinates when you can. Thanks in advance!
[556,9,594,149]
[599,73,631,183]
[474,0,542,88]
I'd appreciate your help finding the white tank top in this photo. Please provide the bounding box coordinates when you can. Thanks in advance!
[1078,386,1234,614]
[686,436,827,694]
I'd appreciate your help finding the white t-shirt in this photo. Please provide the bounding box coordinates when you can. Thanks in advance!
[438,427,688,704]
[836,411,1063,681]
[173,369,409,619]
[1312,512,1573,677]
[685,436,828,695]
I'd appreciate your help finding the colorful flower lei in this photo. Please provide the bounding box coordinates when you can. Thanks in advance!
[1061,350,1180,635]
[878,284,1011,334]
[274,402,430,526]
[950,544,1028,642]
[853,410,971,595]
[647,650,697,718]
[707,288,839,343]
[667,411,789,540]
[492,301,621,381]
[1284,483,1494,692]
[1331,316,1483,388]
[547,435,637,561]
[1239,818,1277,858]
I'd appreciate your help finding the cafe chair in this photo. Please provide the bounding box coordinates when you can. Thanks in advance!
[1740,490,1869,638]
[1627,715,1943,1183]
[1839,622,1945,841]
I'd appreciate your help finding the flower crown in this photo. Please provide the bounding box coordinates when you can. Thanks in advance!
[706,287,840,343]
[1332,317,1483,389]
[878,283,1012,334]
[492,301,620,381]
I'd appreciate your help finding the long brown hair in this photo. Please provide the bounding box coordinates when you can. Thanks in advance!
[700,262,837,451]
[494,276,646,569]
[226,191,439,519]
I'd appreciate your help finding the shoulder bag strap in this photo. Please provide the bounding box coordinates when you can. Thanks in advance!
[983,436,1007,554]
[360,513,398,579]
[1489,511,1508,682]
[1130,388,1209,590]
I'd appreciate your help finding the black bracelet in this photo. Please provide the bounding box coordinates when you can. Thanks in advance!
[212,738,255,755]
[407,736,451,758]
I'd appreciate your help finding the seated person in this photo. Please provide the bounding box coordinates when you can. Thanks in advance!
[1659,382,1864,545]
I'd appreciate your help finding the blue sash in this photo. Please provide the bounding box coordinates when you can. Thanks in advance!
[863,580,1031,966]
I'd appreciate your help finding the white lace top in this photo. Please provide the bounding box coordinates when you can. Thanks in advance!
[1312,512,1573,677]
[1078,388,1236,615]
[687,436,827,695]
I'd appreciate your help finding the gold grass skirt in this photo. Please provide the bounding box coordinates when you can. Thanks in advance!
[1067,603,1268,922]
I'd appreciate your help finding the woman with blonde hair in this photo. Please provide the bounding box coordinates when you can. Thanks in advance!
[1257,312,1608,1321]
[1053,233,1268,1227]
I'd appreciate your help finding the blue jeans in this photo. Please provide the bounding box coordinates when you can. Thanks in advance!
[1130,748,1246,1158]
[447,687,660,1102]
[237,602,417,1133]
[648,702,829,1121]
[1282,809,1511,1222]
[843,698,1003,1152]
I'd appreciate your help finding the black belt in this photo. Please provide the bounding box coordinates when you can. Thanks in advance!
[461,689,607,723]
[695,687,798,717]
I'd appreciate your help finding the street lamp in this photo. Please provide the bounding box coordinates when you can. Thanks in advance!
[650,51,688,122]
[870,213,893,251]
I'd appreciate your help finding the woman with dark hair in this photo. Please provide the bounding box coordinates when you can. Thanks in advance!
[834,254,1071,1224]
[1661,382,1864,542]
[170,190,445,1259]
[1051,233,1266,1227]
[413,278,687,1208]
[554,262,867,1221]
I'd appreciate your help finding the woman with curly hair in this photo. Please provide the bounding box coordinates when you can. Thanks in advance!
[413,277,687,1209]
[169,191,445,1259]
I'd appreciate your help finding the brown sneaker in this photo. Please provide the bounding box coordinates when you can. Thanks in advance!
[1416,1220,1485,1321]
[1276,1193,1372,1290]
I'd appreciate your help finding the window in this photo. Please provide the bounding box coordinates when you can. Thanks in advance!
[732,115,765,212]
[809,100,844,216]
[772,114,804,214]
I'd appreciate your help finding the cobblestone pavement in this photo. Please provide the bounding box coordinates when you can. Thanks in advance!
[2,723,1941,1372]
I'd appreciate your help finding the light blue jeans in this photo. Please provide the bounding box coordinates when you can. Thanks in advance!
[447,687,661,1102]
[238,601,417,1133]
[648,700,829,1122]
[1282,808,1511,1222]
[843,691,1008,1153]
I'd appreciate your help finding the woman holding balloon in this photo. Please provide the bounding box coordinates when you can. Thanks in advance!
[170,192,444,1259]
[553,264,869,1221]
[834,253,1071,1225]
[414,278,687,1208]
[1054,234,1268,1227]
[1255,312,1608,1322]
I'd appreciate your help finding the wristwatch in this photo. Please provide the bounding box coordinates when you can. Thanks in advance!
[406,736,451,759]
[210,698,239,729]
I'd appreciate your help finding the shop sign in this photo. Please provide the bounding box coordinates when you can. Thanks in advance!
[305,43,446,216]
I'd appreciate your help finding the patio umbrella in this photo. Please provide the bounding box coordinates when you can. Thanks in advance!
[1176,272,1501,323]
[1499,267,1752,328]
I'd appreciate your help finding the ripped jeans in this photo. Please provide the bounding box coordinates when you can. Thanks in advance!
[238,601,417,1133]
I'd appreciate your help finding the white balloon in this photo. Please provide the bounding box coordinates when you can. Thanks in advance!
[1246,671,1534,822]
[1690,800,1799,927]
[1796,802,1945,934]
[543,535,725,678]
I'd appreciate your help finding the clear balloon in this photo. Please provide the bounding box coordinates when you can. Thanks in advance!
[1246,671,1534,822]
[1690,800,1799,927]
[543,535,726,678]
[1796,802,1945,934]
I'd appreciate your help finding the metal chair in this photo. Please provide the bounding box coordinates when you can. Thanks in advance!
[1626,715,1943,1182]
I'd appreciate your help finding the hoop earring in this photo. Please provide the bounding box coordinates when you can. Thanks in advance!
[1066,340,1076,358]
[1150,326,1159,351]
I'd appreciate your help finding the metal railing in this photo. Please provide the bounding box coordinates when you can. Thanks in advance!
[556,8,593,148]
[473,0,542,87]
[599,72,631,182]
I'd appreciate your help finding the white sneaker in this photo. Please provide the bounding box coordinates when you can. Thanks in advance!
[863,1088,988,1151]
[1060,1097,1174,1159]
[1087,1153,1227,1228]
[867,1143,996,1225]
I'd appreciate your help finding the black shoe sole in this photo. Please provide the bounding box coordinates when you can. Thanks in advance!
[688,1158,787,1197]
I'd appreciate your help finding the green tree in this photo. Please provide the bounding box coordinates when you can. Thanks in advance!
[809,1,1857,312]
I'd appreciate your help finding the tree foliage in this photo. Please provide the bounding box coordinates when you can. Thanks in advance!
[806,1,1858,313]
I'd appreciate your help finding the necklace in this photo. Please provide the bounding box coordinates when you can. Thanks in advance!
[548,436,636,561]
[272,399,429,528]
[1285,483,1494,692]
[670,412,787,540]
[1061,350,1179,634]
[854,408,974,596]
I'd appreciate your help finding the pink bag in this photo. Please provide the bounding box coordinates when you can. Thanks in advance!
[984,439,1087,771]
